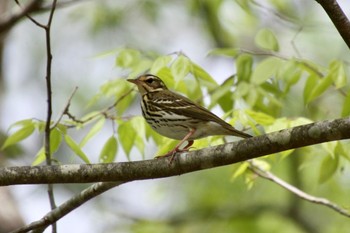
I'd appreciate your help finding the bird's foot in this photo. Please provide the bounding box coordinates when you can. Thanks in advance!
[155,140,194,164]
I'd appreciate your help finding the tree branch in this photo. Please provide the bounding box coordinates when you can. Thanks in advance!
[11,182,123,233]
[1,117,349,185]
[0,0,41,34]
[248,160,350,218]
[316,0,350,49]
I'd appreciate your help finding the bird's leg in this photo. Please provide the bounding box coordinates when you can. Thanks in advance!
[157,129,196,163]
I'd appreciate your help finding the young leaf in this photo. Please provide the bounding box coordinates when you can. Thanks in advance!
[64,135,90,164]
[32,147,45,166]
[303,74,318,104]
[236,54,253,82]
[150,55,173,74]
[341,91,350,117]
[79,118,106,147]
[191,62,218,89]
[99,136,118,163]
[1,123,35,150]
[319,154,339,184]
[328,60,346,89]
[118,121,136,156]
[251,57,283,85]
[245,110,275,126]
[208,77,233,110]
[255,28,279,52]
[308,74,333,103]
[231,162,249,181]
[50,128,62,154]
[171,55,191,82]
[115,48,140,68]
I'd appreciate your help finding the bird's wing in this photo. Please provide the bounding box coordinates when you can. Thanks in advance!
[150,91,252,138]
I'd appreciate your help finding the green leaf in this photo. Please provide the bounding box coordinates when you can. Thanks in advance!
[277,59,302,92]
[208,77,234,111]
[64,135,90,163]
[118,121,136,156]
[150,55,173,74]
[79,118,106,147]
[328,60,346,89]
[171,55,191,82]
[319,154,339,184]
[308,74,333,103]
[99,136,118,163]
[115,48,140,68]
[303,74,318,103]
[130,116,146,155]
[231,162,249,180]
[255,28,279,52]
[50,128,62,154]
[32,147,45,166]
[341,91,350,117]
[191,62,218,90]
[245,110,275,126]
[236,54,253,82]
[1,123,35,150]
[235,0,252,12]
[335,142,350,161]
[251,57,284,85]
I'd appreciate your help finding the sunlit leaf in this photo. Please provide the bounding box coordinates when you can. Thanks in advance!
[191,62,218,89]
[303,74,318,103]
[231,162,249,180]
[341,91,350,117]
[328,60,346,89]
[308,75,333,103]
[1,123,35,150]
[236,54,253,82]
[115,48,140,68]
[251,57,284,85]
[99,136,118,163]
[245,110,275,126]
[64,135,90,163]
[118,121,136,156]
[255,28,279,51]
[150,55,173,74]
[319,154,339,184]
[50,128,62,154]
[171,55,191,82]
[80,118,106,147]
[335,142,350,161]
[208,77,234,111]
[32,147,45,166]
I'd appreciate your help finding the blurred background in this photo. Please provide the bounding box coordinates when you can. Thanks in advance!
[1,0,350,232]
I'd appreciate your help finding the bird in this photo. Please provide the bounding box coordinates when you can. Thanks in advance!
[127,74,252,161]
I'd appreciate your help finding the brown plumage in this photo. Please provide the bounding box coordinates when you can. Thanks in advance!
[128,74,251,158]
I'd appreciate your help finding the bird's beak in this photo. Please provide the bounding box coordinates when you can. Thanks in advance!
[127,79,138,84]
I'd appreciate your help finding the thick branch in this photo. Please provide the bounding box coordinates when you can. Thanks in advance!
[316,0,350,49]
[1,117,349,185]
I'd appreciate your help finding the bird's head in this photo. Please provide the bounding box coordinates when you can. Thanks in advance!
[127,74,168,95]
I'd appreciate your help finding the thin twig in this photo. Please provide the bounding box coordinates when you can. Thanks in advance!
[16,0,59,232]
[51,86,79,129]
[248,160,350,218]
[65,87,135,125]
[43,1,58,232]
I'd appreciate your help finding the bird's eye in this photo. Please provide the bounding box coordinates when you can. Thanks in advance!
[146,79,154,84]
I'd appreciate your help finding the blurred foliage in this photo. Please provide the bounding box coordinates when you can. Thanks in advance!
[2,0,350,233]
